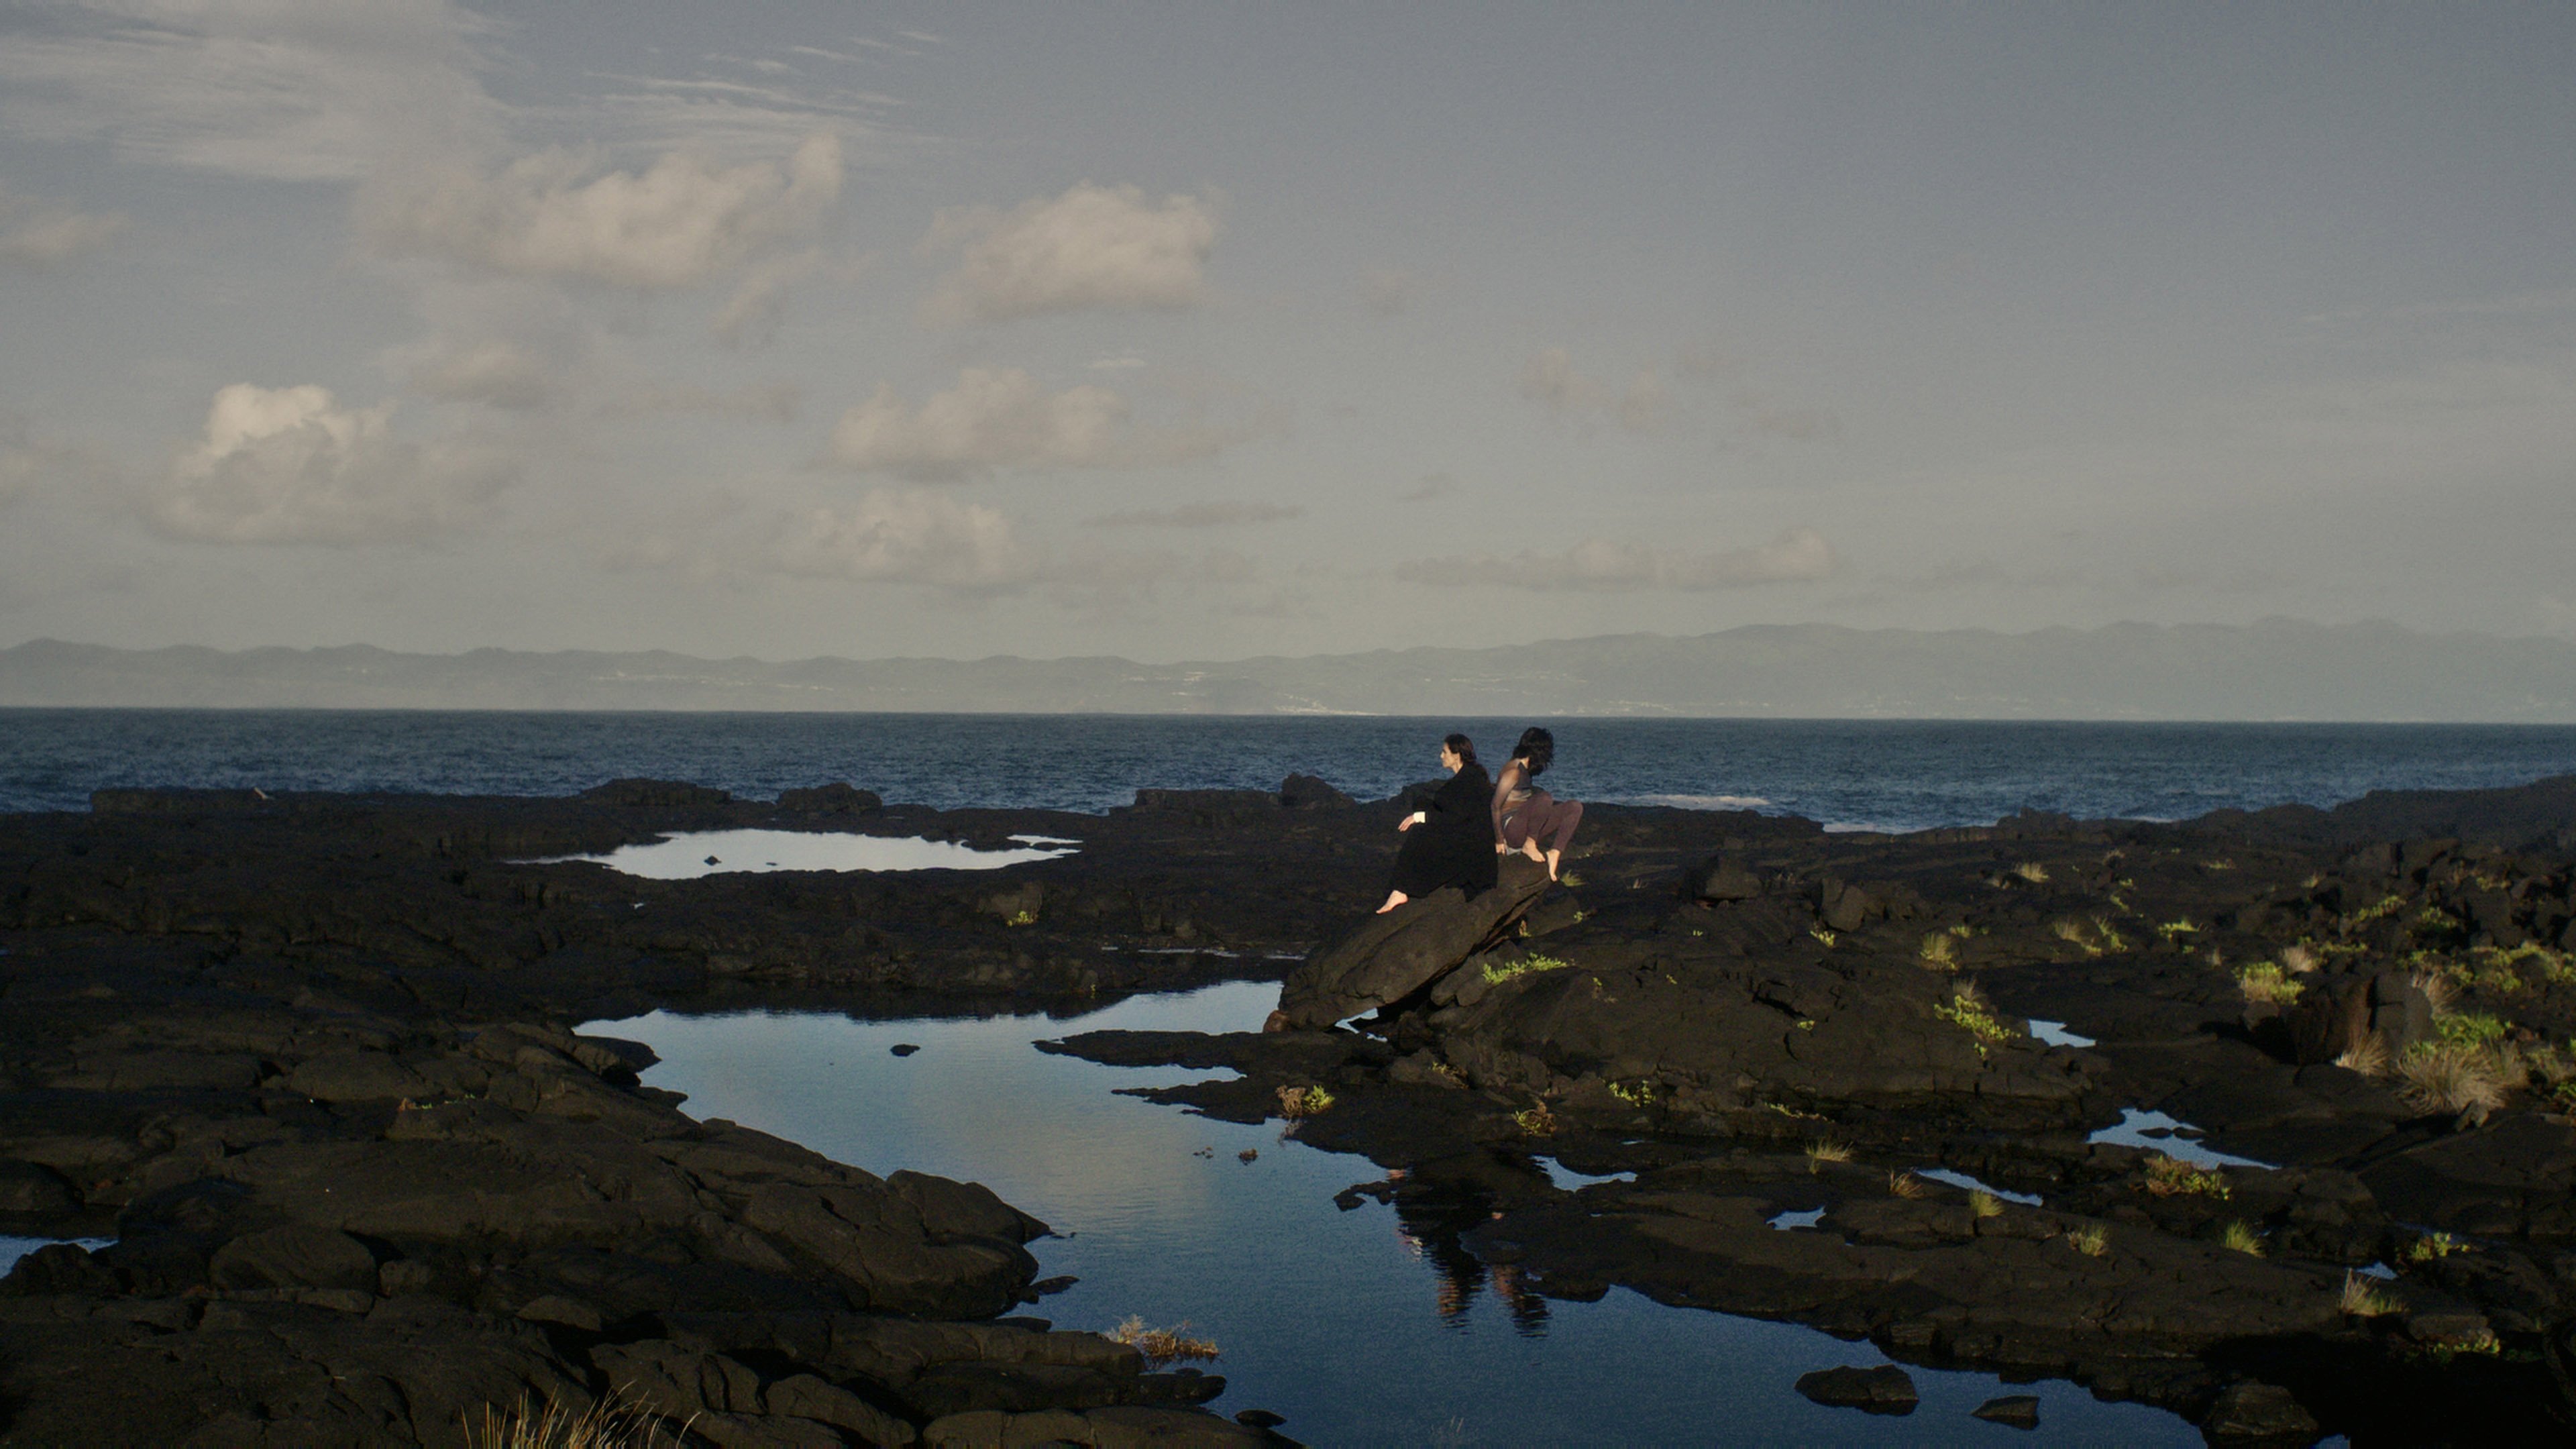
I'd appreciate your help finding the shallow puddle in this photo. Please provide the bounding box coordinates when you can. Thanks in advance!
[2027,1018,2096,1049]
[1916,1169,2044,1206]
[2088,1108,2275,1170]
[1538,1159,1637,1191]
[536,828,1075,879]
[0,1236,111,1277]
[597,984,2198,1446]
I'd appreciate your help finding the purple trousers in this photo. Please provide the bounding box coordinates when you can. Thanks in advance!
[1500,790,1583,855]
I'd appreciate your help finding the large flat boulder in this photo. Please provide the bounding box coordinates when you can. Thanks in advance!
[1271,859,1552,1030]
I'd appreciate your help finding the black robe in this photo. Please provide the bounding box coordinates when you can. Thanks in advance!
[1388,763,1499,899]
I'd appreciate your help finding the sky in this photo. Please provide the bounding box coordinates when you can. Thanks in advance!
[1,1,2571,664]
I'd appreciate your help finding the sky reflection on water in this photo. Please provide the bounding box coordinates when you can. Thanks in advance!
[599,984,2196,1446]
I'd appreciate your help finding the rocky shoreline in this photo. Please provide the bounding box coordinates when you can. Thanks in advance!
[5,773,2576,1444]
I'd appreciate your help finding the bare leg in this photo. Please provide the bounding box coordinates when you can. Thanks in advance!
[1377,890,1409,914]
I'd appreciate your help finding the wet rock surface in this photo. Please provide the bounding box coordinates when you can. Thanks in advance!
[5,774,2576,1442]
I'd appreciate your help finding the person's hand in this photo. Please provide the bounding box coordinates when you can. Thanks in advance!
[1398,811,1422,831]
[1495,841,1509,853]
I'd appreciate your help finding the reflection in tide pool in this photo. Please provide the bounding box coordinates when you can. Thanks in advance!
[600,984,2196,1446]
[0,1236,113,1277]
[537,828,1074,879]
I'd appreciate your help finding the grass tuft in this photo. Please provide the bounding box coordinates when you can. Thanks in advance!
[2410,969,2458,1016]
[2402,1231,2465,1265]
[2334,1034,2391,1077]
[1109,1316,1221,1366]
[2236,962,2305,1006]
[2279,943,2320,974]
[1967,1189,2003,1219]
[1919,931,1961,971]
[1805,1140,1854,1173]
[1275,1084,1336,1119]
[1515,1102,1559,1136]
[465,1393,678,1449]
[2010,861,2050,885]
[2143,1155,2231,1199]
[2435,1012,2510,1048]
[1933,982,2020,1048]
[2340,1271,2404,1318]
[1482,953,1572,985]
[2063,1224,2108,1258]
[2218,1220,2265,1256]
[2395,1040,2510,1116]
[1887,1170,1931,1199]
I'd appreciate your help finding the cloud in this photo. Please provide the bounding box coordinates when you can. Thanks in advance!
[1739,398,1841,441]
[1397,527,1839,592]
[0,183,127,264]
[149,383,512,544]
[767,488,1035,591]
[0,0,504,182]
[407,340,557,410]
[827,367,1237,480]
[920,182,1216,324]
[1360,266,1418,317]
[1085,501,1302,528]
[362,133,843,289]
[606,381,801,425]
[1517,348,1665,433]
[711,247,826,346]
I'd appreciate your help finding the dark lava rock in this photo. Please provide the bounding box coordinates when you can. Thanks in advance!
[581,777,733,808]
[892,1042,921,1056]
[777,781,883,814]
[1280,773,1354,810]
[1271,860,1553,1028]
[2200,1381,2318,1441]
[1236,1407,1288,1428]
[1972,1394,2041,1428]
[1794,1363,1919,1414]
[1689,853,1764,902]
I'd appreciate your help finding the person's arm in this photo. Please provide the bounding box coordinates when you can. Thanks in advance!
[1489,761,1521,841]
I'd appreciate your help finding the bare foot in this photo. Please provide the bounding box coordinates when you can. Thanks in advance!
[1377,890,1409,914]
[1544,848,1562,881]
[1519,840,1544,864]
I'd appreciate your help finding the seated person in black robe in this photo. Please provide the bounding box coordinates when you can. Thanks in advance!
[1377,733,1499,913]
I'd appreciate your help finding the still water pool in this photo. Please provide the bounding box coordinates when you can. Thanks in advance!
[597,983,2199,1446]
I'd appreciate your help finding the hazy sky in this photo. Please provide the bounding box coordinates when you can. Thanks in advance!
[2,2,2571,662]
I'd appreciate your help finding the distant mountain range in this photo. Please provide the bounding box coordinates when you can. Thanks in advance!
[5,621,2576,720]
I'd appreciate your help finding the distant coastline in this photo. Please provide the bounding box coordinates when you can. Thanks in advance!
[5,619,2576,721]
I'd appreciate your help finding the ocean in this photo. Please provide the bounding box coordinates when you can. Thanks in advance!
[4,708,2575,830]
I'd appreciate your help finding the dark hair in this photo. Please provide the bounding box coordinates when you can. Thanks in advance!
[1442,733,1479,767]
[1512,727,1554,777]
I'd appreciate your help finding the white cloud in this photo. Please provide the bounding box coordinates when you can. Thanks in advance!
[1360,266,1418,317]
[407,340,557,410]
[150,383,511,544]
[0,0,504,182]
[827,367,1235,480]
[920,182,1217,324]
[1738,396,1841,441]
[606,381,801,425]
[711,246,826,346]
[1085,501,1302,528]
[1517,348,1666,433]
[362,133,843,289]
[768,489,1036,591]
[1397,527,1840,592]
[0,182,127,264]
